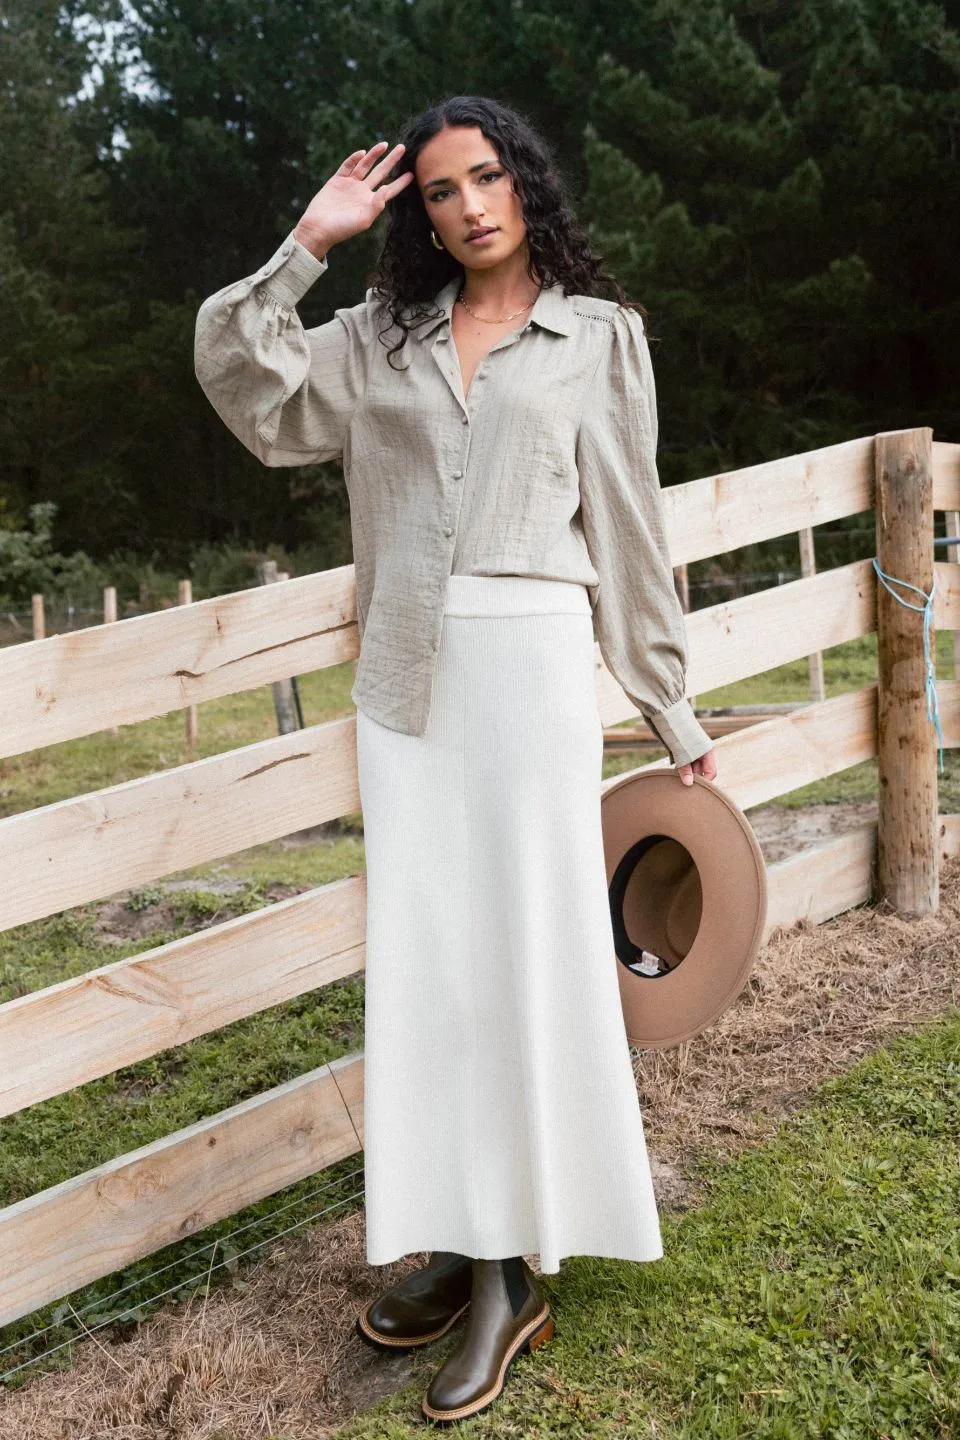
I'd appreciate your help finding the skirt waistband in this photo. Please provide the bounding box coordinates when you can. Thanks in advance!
[443,573,592,618]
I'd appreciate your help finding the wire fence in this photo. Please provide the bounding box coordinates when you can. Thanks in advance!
[0,601,157,648]
[0,549,885,648]
[0,1165,366,1387]
[4,524,957,649]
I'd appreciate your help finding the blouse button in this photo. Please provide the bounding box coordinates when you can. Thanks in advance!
[452,470,463,480]
[443,526,453,537]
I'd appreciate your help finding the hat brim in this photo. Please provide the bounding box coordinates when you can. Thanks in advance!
[601,772,768,1048]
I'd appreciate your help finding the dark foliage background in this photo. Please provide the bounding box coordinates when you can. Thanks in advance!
[1,0,958,576]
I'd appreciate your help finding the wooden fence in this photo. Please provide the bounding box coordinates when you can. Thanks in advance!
[0,427,958,1329]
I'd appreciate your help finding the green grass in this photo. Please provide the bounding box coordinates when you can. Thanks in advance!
[334,1013,960,1439]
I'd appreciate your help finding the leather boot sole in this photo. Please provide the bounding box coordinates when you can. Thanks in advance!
[355,1299,471,1350]
[420,1303,554,1423]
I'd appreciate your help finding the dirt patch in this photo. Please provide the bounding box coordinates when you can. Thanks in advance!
[745,799,879,864]
[90,882,306,947]
[91,895,182,946]
[3,858,958,1439]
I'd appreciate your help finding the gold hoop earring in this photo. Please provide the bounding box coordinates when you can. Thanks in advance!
[430,228,445,251]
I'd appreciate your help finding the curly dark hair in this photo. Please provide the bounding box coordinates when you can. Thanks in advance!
[368,95,648,369]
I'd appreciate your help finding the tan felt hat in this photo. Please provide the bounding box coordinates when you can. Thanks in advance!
[600,770,768,1049]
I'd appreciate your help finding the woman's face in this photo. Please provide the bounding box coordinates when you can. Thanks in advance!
[415,124,527,270]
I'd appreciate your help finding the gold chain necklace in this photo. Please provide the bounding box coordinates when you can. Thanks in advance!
[456,288,540,324]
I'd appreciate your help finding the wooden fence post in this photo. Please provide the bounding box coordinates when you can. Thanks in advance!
[874,427,938,916]
[276,573,306,728]
[947,510,960,679]
[798,527,826,703]
[256,561,299,735]
[178,580,198,748]
[31,594,45,641]
[104,587,119,738]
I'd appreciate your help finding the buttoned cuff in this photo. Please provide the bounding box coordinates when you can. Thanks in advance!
[643,696,714,768]
[259,231,329,310]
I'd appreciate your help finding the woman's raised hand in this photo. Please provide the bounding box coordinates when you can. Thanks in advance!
[293,142,415,259]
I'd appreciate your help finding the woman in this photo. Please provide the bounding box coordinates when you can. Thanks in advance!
[195,94,718,1426]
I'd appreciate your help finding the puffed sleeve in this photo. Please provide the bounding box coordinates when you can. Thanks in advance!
[576,304,714,768]
[194,231,373,466]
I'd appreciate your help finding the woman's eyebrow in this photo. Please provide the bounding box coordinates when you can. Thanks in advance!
[422,159,501,190]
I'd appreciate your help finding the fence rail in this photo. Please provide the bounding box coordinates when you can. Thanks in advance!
[0,877,367,1118]
[0,1054,364,1328]
[1,428,957,1331]
[0,566,358,761]
[0,718,360,931]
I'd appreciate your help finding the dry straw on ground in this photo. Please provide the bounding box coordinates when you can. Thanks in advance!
[634,851,960,1177]
[2,856,958,1440]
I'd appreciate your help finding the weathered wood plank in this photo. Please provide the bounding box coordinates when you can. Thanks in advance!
[763,825,876,939]
[933,678,960,748]
[946,511,960,677]
[0,877,366,1118]
[932,558,960,630]
[601,683,879,812]
[602,679,959,815]
[662,437,874,567]
[933,440,960,512]
[686,558,877,699]
[0,567,359,760]
[596,560,876,729]
[0,1054,364,1329]
[875,428,938,915]
[0,717,360,932]
[940,812,960,858]
[764,811,960,939]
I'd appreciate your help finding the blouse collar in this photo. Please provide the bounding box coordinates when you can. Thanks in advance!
[410,276,574,340]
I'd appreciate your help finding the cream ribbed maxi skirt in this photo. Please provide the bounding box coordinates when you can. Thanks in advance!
[355,574,663,1275]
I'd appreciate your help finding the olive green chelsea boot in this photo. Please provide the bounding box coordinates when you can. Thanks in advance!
[421,1256,554,1424]
[356,1251,474,1349]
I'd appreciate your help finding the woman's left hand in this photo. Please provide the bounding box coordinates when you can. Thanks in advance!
[675,747,718,786]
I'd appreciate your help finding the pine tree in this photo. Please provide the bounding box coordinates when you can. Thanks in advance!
[580,0,959,484]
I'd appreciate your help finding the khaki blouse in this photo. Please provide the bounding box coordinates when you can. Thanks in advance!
[193,232,714,766]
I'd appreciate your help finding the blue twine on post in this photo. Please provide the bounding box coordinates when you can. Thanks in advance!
[872,558,944,774]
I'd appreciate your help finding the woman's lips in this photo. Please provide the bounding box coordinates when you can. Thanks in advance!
[466,229,498,244]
